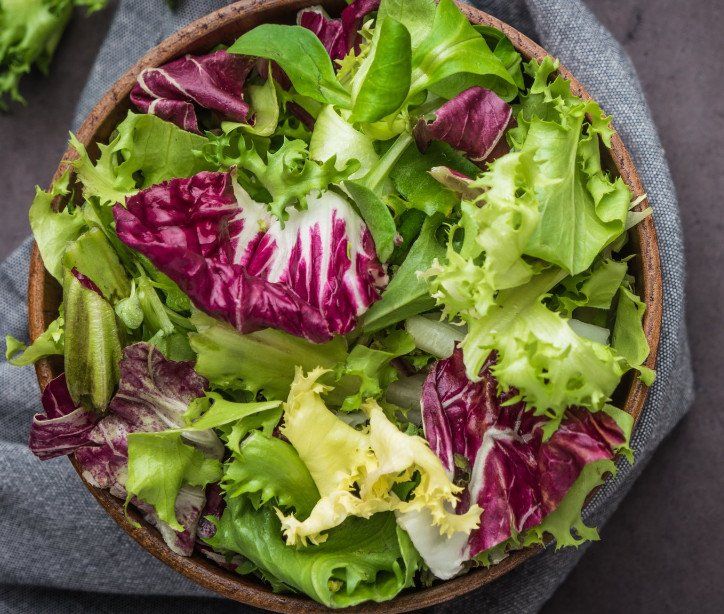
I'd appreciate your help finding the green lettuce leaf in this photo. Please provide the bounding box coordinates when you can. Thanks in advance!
[338,330,415,411]
[222,69,279,137]
[511,58,631,274]
[309,105,379,179]
[189,311,347,400]
[522,459,617,548]
[28,170,86,282]
[184,392,280,431]
[0,0,106,108]
[222,431,319,516]
[612,285,655,385]
[460,267,629,436]
[5,312,63,366]
[71,112,213,206]
[198,132,358,220]
[343,181,396,262]
[408,0,516,101]
[63,227,131,303]
[390,141,480,217]
[363,214,446,332]
[350,16,411,123]
[207,432,420,607]
[228,24,351,107]
[63,269,123,412]
[126,430,222,531]
[423,151,540,322]
[548,256,628,318]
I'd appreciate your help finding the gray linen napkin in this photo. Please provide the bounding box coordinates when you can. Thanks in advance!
[0,1,693,612]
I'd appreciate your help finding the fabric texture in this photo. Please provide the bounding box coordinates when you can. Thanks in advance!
[0,0,693,612]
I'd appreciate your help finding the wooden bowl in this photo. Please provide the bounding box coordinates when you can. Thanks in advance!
[27,0,663,610]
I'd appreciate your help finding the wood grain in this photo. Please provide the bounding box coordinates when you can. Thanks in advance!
[26,1,663,610]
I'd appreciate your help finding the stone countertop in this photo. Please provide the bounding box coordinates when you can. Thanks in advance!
[0,1,721,612]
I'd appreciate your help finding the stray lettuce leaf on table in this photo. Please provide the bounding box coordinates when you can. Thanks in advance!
[0,0,108,109]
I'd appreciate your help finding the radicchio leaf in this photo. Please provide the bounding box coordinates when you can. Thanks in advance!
[130,50,254,134]
[420,349,626,571]
[28,374,99,461]
[297,0,380,61]
[113,171,385,342]
[414,87,512,161]
[73,343,212,555]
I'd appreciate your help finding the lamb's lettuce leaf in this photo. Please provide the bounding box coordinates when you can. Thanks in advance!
[350,16,411,123]
[343,181,396,262]
[409,0,516,101]
[363,214,446,332]
[390,141,480,216]
[228,25,351,107]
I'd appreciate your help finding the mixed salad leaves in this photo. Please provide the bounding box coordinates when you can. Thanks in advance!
[6,0,655,607]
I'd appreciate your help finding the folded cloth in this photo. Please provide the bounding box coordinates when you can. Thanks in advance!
[0,1,693,612]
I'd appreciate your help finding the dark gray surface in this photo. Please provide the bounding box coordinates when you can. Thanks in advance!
[0,1,721,612]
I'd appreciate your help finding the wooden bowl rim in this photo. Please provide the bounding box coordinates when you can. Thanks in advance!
[27,0,663,611]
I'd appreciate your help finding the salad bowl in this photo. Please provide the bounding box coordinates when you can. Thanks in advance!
[27,0,662,611]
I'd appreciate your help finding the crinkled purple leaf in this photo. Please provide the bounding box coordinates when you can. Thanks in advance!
[297,0,380,61]
[109,342,208,431]
[131,50,254,133]
[28,374,100,460]
[421,348,625,557]
[298,6,346,60]
[71,343,211,552]
[414,87,512,161]
[137,485,206,556]
[113,171,385,342]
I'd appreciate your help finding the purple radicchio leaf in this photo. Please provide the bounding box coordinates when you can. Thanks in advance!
[71,267,102,295]
[135,485,206,556]
[421,348,625,560]
[28,374,100,460]
[113,171,386,342]
[297,0,380,61]
[72,342,213,554]
[130,50,254,134]
[286,101,316,131]
[414,87,512,161]
[109,341,208,432]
